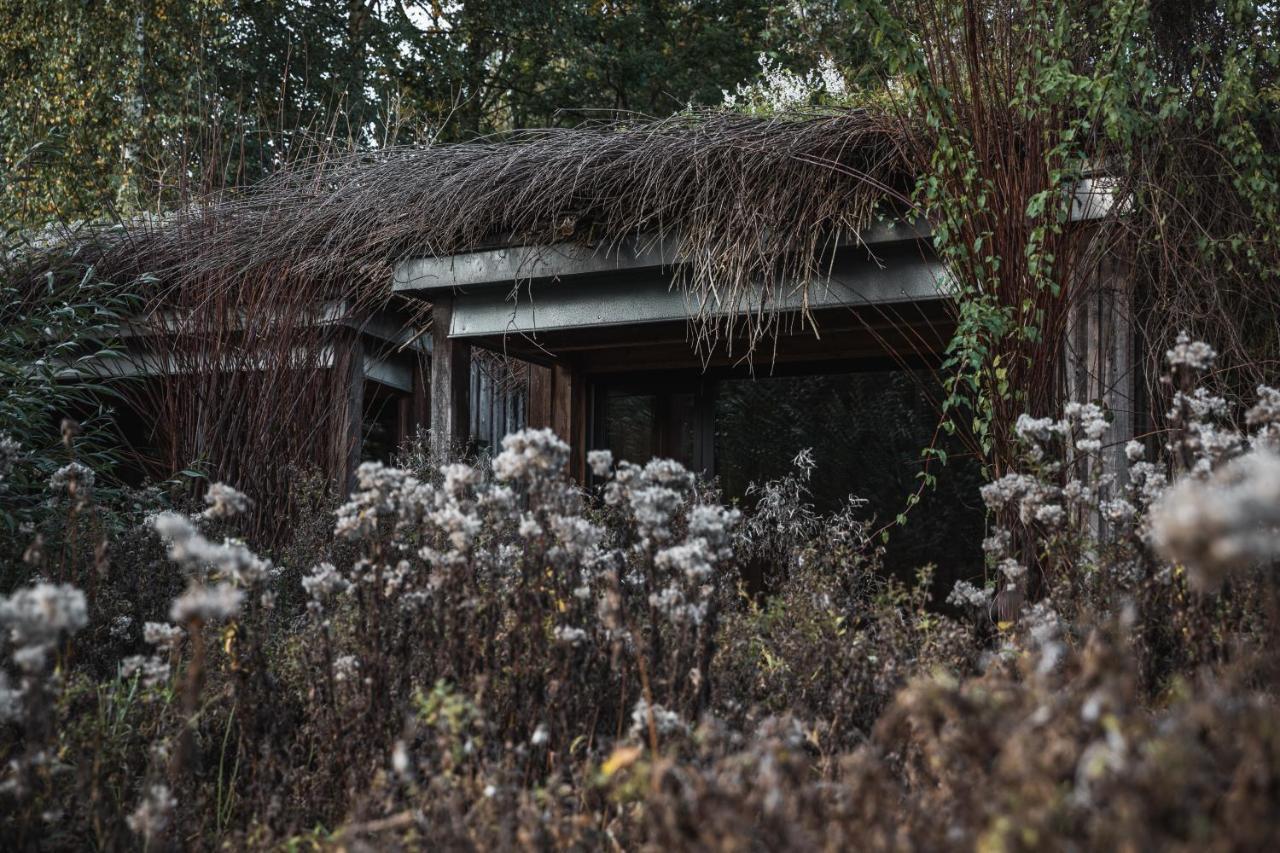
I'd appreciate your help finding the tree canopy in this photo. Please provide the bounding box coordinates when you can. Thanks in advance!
[0,0,883,226]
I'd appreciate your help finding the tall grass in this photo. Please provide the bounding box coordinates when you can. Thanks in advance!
[1,333,1278,849]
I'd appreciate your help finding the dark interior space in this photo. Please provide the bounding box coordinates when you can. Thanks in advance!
[362,381,408,465]
[104,378,168,486]
[594,364,986,590]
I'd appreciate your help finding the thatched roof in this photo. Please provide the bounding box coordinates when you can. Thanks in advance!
[73,110,911,339]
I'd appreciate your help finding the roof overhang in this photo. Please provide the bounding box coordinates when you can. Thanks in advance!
[445,240,949,340]
[392,219,950,342]
[64,347,417,392]
[390,175,1117,360]
[392,218,929,294]
[55,302,429,391]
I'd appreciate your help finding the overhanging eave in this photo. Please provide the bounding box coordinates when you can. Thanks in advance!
[446,242,950,339]
[391,219,931,295]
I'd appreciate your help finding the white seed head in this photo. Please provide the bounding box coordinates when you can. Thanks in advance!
[1151,449,1280,591]
[169,583,243,624]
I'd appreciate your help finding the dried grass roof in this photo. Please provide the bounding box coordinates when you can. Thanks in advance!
[78,109,911,346]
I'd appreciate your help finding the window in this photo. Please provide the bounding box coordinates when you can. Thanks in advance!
[362,381,409,463]
[601,389,698,470]
[592,367,985,580]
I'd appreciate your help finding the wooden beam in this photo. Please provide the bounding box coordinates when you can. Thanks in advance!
[430,295,472,458]
[573,326,955,374]
[569,366,589,482]
[550,363,573,446]
[547,361,591,480]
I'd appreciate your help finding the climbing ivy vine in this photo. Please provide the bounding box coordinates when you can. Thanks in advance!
[851,0,1277,480]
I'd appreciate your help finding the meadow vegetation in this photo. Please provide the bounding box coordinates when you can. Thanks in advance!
[1,334,1279,850]
[2,2,1277,847]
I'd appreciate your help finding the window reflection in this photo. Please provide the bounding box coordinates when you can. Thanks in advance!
[604,392,657,467]
[714,371,984,575]
[664,393,696,468]
[603,390,696,470]
[597,369,985,581]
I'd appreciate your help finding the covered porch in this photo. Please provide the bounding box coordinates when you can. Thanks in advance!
[395,220,955,484]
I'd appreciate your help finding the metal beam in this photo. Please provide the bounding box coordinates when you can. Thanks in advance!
[391,220,930,294]
[362,354,413,392]
[391,180,1116,298]
[58,344,415,393]
[114,302,431,354]
[445,243,949,339]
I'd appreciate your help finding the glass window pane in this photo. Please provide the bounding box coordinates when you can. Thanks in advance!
[714,370,984,578]
[662,392,696,468]
[362,383,404,463]
[604,392,657,465]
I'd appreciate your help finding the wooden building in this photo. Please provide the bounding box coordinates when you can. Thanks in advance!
[398,219,949,481]
[51,116,1135,557]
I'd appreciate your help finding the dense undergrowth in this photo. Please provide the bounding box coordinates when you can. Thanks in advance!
[1,336,1279,851]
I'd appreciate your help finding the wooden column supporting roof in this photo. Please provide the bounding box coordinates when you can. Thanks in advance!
[429,293,472,458]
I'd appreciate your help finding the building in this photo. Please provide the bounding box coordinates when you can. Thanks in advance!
[45,114,1135,562]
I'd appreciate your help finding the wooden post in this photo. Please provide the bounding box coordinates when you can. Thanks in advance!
[548,362,588,481]
[550,363,573,445]
[1066,254,1135,536]
[527,364,553,429]
[333,332,364,492]
[569,366,589,482]
[430,294,471,458]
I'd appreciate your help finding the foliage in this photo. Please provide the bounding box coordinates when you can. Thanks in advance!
[1,334,1279,848]
[0,1,225,223]
[0,246,142,534]
[851,0,1277,463]
[0,0,875,228]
